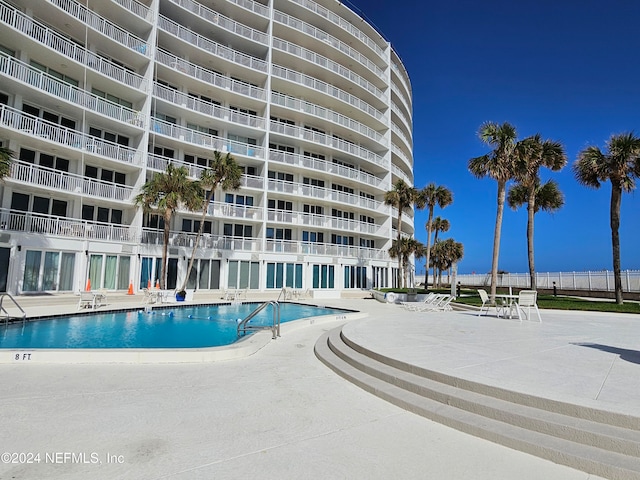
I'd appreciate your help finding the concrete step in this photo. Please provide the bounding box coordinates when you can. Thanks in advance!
[315,326,640,480]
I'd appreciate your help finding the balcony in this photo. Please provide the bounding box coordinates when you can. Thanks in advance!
[158,15,267,73]
[266,209,382,236]
[0,1,147,90]
[272,37,386,102]
[0,54,142,127]
[287,0,385,60]
[167,0,268,45]
[10,161,134,202]
[0,105,142,165]
[269,121,387,168]
[154,83,265,129]
[271,64,385,124]
[392,143,412,170]
[268,149,387,190]
[156,49,266,101]
[273,10,384,80]
[47,0,149,56]
[270,91,385,146]
[151,118,264,159]
[265,239,390,260]
[0,208,135,242]
[112,0,153,22]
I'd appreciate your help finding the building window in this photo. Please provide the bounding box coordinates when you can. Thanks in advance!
[223,223,252,238]
[331,234,354,245]
[228,260,259,289]
[266,262,303,289]
[312,265,334,289]
[268,171,294,182]
[266,228,291,240]
[182,219,212,234]
[225,194,254,206]
[303,177,324,187]
[303,204,323,215]
[302,231,324,243]
[344,266,367,289]
[22,250,76,292]
[267,199,292,211]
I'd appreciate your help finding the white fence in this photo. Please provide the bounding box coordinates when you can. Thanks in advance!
[455,271,640,293]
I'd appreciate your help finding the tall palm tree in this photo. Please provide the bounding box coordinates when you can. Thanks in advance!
[468,121,518,302]
[181,151,242,291]
[509,134,567,290]
[135,164,204,289]
[0,146,15,179]
[431,216,450,246]
[389,237,425,288]
[573,132,640,304]
[418,183,453,289]
[508,179,564,290]
[430,238,464,288]
[384,179,417,288]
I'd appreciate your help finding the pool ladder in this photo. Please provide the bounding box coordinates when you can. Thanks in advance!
[237,301,281,339]
[0,293,26,327]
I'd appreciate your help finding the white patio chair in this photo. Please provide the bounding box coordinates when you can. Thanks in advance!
[477,289,491,316]
[513,290,542,322]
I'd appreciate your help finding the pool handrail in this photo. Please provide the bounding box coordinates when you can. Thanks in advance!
[237,301,281,339]
[0,293,27,327]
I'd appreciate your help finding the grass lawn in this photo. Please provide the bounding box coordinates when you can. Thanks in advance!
[454,292,640,314]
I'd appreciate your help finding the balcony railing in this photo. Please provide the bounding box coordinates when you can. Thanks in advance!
[151,118,264,159]
[391,121,412,149]
[391,163,411,186]
[287,0,385,59]
[272,37,385,101]
[267,178,385,213]
[156,49,266,101]
[270,91,385,145]
[0,105,142,165]
[205,201,262,221]
[167,0,268,45]
[392,143,412,170]
[0,0,147,90]
[272,64,385,123]
[0,54,142,126]
[270,121,386,168]
[273,9,384,79]
[158,15,267,72]
[391,100,411,134]
[47,0,149,55]
[0,208,135,242]
[391,81,411,119]
[266,209,381,235]
[154,83,265,129]
[265,239,389,260]
[10,161,134,202]
[268,149,386,190]
[112,0,152,22]
[391,58,412,95]
[226,0,269,17]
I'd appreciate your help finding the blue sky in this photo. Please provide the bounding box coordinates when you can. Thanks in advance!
[343,0,640,274]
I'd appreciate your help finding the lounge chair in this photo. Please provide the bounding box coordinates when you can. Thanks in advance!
[420,294,454,312]
[402,292,436,311]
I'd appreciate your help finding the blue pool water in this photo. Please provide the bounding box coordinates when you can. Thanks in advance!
[0,303,349,349]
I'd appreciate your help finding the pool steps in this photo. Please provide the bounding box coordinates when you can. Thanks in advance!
[315,325,640,480]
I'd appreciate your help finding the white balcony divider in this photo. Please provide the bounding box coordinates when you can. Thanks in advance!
[270,91,385,145]
[271,64,385,122]
[47,0,149,55]
[112,0,152,22]
[156,49,266,100]
[269,120,386,168]
[268,149,385,189]
[272,37,385,101]
[287,0,385,59]
[273,10,384,79]
[0,1,146,90]
[456,271,640,293]
[154,83,265,129]
[158,15,267,72]
[1,105,142,165]
[11,161,133,201]
[167,0,268,45]
[0,54,141,126]
[151,118,264,158]
[0,208,136,242]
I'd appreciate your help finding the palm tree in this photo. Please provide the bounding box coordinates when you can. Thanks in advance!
[509,134,567,290]
[418,183,453,289]
[468,121,518,302]
[430,238,464,287]
[389,237,425,288]
[180,151,242,291]
[134,164,204,289]
[384,179,417,288]
[0,146,15,179]
[431,216,450,246]
[573,132,640,304]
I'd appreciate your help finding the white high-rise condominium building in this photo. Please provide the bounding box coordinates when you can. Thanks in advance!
[0,0,413,296]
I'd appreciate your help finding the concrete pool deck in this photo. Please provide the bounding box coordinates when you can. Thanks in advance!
[0,293,638,479]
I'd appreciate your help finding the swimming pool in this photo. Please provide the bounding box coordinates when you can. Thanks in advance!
[0,303,350,349]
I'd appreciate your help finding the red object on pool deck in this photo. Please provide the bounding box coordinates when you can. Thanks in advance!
[127,282,134,295]
[155,280,160,289]
[85,279,91,291]
[147,279,151,289]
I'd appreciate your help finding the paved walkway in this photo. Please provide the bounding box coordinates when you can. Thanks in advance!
[1,294,637,479]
